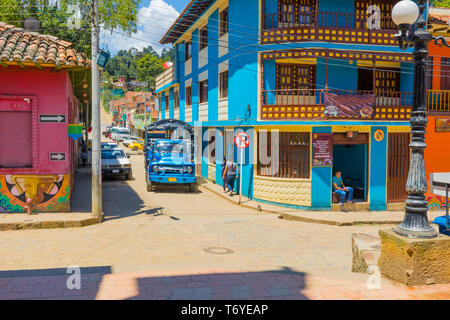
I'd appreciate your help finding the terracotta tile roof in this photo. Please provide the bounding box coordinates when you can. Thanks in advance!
[429,14,450,25]
[0,22,90,68]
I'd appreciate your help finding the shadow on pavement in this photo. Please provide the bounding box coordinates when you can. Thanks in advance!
[0,266,112,300]
[71,166,148,222]
[128,267,308,300]
[0,266,308,300]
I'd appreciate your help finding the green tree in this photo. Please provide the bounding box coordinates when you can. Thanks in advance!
[431,0,450,8]
[0,0,141,57]
[136,53,164,88]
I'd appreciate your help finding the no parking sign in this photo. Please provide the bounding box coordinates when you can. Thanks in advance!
[233,132,250,204]
[234,132,250,149]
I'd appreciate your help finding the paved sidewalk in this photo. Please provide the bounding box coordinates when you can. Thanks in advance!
[0,267,448,300]
[0,212,97,231]
[197,178,443,226]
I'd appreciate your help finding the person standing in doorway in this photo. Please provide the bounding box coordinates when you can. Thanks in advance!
[223,158,239,197]
[332,170,354,212]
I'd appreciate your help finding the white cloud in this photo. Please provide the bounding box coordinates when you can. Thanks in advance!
[100,0,180,56]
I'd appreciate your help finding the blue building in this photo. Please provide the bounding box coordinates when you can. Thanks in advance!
[155,0,419,211]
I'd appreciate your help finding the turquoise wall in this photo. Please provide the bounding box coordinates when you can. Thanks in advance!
[228,0,259,121]
[161,91,166,119]
[192,29,199,122]
[169,87,174,119]
[208,10,219,121]
[370,126,387,211]
[216,127,225,185]
[177,43,186,121]
[233,127,254,199]
[201,127,209,178]
[311,127,332,210]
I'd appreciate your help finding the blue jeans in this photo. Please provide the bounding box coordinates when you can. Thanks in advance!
[226,175,236,192]
[335,187,354,204]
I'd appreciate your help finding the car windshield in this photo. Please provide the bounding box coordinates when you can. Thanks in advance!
[101,149,126,159]
[153,142,187,154]
[101,143,118,149]
[119,130,129,134]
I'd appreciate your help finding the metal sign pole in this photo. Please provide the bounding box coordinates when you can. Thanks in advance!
[239,147,243,205]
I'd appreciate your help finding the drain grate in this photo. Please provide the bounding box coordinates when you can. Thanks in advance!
[203,247,234,255]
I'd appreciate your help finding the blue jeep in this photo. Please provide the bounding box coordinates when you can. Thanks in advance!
[146,139,197,192]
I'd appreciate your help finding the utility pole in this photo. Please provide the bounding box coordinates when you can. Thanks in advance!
[91,0,103,222]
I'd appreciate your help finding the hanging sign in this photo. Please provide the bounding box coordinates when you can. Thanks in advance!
[68,124,83,141]
[436,118,450,132]
[312,133,333,167]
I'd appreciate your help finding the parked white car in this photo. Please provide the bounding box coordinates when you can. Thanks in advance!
[111,127,130,142]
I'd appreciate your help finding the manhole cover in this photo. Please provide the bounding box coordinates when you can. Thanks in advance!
[203,247,233,255]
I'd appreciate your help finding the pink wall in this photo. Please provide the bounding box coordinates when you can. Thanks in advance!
[0,66,75,175]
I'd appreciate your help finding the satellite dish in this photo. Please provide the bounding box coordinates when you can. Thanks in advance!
[24,17,41,31]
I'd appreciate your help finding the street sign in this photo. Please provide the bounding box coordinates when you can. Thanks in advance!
[234,132,250,149]
[49,152,66,161]
[39,114,66,123]
[430,172,450,197]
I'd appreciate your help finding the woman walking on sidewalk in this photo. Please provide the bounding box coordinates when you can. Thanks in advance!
[223,158,239,197]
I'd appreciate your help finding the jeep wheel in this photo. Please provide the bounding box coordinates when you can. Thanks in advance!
[189,183,198,193]
[147,180,153,192]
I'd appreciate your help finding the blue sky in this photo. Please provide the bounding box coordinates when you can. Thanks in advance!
[100,0,190,56]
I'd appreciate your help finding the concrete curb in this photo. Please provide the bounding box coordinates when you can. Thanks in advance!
[197,178,436,227]
[0,216,99,231]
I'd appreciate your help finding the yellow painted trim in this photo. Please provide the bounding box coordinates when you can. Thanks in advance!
[357,60,401,68]
[332,125,371,133]
[275,58,317,65]
[254,175,311,183]
[255,126,313,132]
[387,126,411,133]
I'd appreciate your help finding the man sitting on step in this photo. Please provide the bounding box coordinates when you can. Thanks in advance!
[332,170,354,212]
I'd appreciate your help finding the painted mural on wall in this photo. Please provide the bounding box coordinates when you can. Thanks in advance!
[0,174,70,213]
[427,194,448,211]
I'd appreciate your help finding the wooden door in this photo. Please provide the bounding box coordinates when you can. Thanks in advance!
[387,133,410,203]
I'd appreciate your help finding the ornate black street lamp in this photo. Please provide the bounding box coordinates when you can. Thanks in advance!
[391,0,450,238]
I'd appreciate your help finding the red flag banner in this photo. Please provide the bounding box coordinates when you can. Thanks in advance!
[324,92,376,118]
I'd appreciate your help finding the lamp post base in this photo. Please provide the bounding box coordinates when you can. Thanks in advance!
[379,229,450,286]
[393,225,438,239]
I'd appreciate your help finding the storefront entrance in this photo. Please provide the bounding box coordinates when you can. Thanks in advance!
[332,133,368,202]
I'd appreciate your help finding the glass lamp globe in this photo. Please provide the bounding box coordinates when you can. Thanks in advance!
[391,0,420,26]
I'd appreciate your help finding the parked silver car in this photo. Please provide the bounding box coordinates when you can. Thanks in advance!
[101,148,132,180]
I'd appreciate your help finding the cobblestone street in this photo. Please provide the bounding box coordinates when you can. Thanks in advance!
[0,153,449,299]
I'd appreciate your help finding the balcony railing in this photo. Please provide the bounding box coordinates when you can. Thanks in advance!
[263,89,412,106]
[261,89,450,120]
[263,11,396,31]
[155,66,175,91]
[428,90,450,112]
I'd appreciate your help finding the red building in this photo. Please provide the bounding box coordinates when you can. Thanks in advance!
[0,22,91,213]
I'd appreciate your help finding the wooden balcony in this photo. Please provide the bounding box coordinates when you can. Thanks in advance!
[262,10,397,46]
[155,66,175,91]
[428,90,450,113]
[261,89,450,121]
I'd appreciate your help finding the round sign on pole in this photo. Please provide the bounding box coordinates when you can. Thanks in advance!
[234,132,250,149]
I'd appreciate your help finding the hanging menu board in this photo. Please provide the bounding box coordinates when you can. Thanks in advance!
[312,133,333,167]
